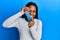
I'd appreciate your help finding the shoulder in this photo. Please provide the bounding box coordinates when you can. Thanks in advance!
[17,18,25,21]
[17,18,26,23]
[34,19,42,24]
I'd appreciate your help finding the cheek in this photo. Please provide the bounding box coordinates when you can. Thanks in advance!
[33,13,36,17]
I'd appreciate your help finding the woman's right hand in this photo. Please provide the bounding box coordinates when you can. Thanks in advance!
[21,7,30,14]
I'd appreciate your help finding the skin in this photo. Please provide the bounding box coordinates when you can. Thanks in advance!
[21,5,36,28]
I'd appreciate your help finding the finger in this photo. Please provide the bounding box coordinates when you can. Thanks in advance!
[23,7,29,11]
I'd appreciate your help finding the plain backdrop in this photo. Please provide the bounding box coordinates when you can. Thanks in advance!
[0,0,60,40]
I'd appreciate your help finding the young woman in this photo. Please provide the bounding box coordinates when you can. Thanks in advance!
[3,2,42,40]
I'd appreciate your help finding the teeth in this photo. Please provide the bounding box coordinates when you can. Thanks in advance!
[31,16,32,18]
[31,16,33,19]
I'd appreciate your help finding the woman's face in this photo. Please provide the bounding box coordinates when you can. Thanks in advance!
[29,5,36,19]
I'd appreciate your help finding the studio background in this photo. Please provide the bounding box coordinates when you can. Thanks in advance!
[0,0,60,40]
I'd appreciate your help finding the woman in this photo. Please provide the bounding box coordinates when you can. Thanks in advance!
[3,2,42,40]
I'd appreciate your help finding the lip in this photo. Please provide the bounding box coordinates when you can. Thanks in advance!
[31,15,34,19]
[31,15,33,18]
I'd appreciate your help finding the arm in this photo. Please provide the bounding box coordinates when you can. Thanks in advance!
[29,20,42,40]
[3,7,30,28]
[2,11,24,28]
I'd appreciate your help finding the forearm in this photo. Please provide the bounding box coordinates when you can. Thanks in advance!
[29,20,42,40]
[29,28,41,40]
[3,11,24,27]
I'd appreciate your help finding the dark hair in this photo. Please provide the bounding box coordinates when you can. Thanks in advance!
[22,2,38,21]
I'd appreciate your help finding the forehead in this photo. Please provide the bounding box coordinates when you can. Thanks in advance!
[29,5,36,10]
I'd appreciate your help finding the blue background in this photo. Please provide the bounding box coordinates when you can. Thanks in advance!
[0,0,60,40]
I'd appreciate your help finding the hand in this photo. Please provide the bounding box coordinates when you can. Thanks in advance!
[28,20,35,28]
[21,7,29,14]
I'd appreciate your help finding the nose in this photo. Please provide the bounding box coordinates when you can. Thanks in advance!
[30,11,33,15]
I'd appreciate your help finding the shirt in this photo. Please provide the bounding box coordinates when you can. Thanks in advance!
[3,11,42,40]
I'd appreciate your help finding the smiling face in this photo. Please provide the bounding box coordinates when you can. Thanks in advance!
[29,5,36,19]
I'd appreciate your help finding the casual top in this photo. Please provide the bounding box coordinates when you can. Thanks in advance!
[3,11,42,40]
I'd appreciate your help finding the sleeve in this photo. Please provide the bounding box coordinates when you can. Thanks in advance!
[29,20,42,40]
[2,11,24,28]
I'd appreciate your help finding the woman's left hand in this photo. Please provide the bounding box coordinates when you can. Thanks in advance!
[28,20,34,28]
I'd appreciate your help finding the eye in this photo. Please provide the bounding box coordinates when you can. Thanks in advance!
[33,11,36,13]
[30,10,31,12]
[29,10,32,13]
